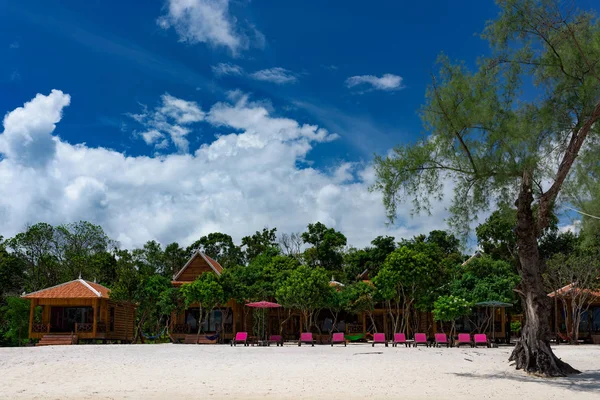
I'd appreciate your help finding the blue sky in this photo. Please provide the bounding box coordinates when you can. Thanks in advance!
[0,0,587,248]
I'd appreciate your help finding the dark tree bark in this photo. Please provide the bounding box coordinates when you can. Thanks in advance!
[508,173,580,376]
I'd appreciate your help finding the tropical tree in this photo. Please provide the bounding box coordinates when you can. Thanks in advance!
[433,295,472,339]
[0,297,30,346]
[242,228,278,262]
[180,273,225,338]
[344,281,377,332]
[374,246,437,335]
[301,222,347,271]
[276,266,331,332]
[372,0,600,376]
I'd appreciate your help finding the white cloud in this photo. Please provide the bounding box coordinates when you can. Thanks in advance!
[249,68,298,84]
[9,41,20,49]
[0,90,455,250]
[345,73,404,92]
[130,93,204,153]
[0,89,70,168]
[212,62,244,77]
[212,65,299,85]
[157,0,262,56]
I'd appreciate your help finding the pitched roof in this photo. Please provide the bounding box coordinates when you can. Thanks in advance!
[548,283,600,299]
[22,279,110,299]
[172,250,223,280]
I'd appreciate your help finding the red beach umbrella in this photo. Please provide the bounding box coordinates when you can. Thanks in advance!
[245,301,281,341]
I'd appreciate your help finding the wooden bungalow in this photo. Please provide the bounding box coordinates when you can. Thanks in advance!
[170,251,238,342]
[23,278,136,344]
[549,284,600,344]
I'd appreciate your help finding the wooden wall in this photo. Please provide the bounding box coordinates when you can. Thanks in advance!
[106,300,136,341]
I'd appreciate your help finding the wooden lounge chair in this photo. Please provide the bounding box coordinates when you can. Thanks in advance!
[268,335,283,346]
[413,333,428,347]
[331,332,346,346]
[392,333,408,347]
[231,332,248,346]
[434,333,450,348]
[474,334,490,348]
[456,333,473,348]
[372,333,388,347]
[298,332,315,346]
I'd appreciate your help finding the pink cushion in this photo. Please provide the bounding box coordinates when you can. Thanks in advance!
[414,333,427,342]
[474,334,487,343]
[235,332,247,341]
[394,333,406,342]
[373,333,386,342]
[435,333,448,343]
[457,333,471,343]
[300,332,313,341]
[332,332,345,342]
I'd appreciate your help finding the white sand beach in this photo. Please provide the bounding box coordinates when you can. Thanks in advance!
[1,344,599,400]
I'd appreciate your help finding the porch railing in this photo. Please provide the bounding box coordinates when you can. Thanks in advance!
[32,323,50,333]
[75,323,93,333]
[173,323,191,334]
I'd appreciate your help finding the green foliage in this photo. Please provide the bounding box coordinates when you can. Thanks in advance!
[276,265,331,330]
[1,297,30,346]
[449,256,519,305]
[241,228,278,262]
[511,321,522,334]
[180,273,225,311]
[343,281,377,315]
[433,295,471,327]
[301,222,347,271]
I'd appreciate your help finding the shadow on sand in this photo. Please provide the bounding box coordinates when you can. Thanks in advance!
[451,369,600,394]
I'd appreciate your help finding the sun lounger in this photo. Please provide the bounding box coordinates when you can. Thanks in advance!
[474,334,490,348]
[434,333,449,348]
[231,332,248,346]
[413,333,428,347]
[331,332,346,346]
[268,335,283,346]
[372,333,388,347]
[298,332,315,346]
[392,333,408,347]
[456,333,473,347]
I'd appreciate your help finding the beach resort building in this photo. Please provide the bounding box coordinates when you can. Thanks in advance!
[23,278,136,345]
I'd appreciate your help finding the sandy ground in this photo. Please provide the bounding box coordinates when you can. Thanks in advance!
[1,343,599,400]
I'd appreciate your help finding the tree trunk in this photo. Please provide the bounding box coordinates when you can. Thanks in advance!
[509,175,580,376]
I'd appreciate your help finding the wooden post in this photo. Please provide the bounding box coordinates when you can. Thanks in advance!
[28,299,35,339]
[362,313,366,334]
[92,298,98,338]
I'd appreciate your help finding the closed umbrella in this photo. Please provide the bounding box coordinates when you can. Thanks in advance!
[246,301,282,342]
[474,301,513,343]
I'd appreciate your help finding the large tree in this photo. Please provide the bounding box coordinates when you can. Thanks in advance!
[301,222,347,271]
[373,0,600,376]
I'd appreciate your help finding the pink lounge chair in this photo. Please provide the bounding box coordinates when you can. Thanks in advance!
[392,333,408,347]
[331,332,346,347]
[268,335,283,346]
[372,333,388,347]
[456,333,473,348]
[413,333,428,347]
[434,333,449,348]
[298,332,315,346]
[474,334,490,348]
[231,332,248,346]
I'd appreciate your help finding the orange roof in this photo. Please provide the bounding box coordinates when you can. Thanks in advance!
[23,279,110,299]
[204,254,223,274]
[548,283,600,299]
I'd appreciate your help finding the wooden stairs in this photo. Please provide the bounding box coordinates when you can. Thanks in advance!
[36,334,78,346]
